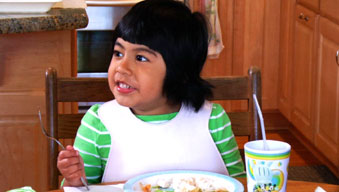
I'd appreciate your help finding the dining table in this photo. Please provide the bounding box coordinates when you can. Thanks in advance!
[49,177,339,192]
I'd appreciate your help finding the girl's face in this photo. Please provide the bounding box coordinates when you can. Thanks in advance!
[108,38,178,115]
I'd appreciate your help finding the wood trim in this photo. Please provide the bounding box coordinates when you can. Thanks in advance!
[70,29,79,114]
[263,110,291,130]
[320,0,339,25]
[289,126,339,178]
[71,29,77,78]
[297,0,320,13]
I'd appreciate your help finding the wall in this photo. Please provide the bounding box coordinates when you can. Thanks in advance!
[194,0,282,112]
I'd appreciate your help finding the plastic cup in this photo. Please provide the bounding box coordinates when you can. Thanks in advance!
[244,140,291,192]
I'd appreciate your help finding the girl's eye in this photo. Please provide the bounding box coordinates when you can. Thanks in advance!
[113,50,123,58]
[136,55,149,62]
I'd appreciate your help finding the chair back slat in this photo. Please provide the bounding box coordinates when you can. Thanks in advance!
[57,78,113,102]
[206,76,250,100]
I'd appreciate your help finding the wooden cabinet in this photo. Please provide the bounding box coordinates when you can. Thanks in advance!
[0,31,76,191]
[279,0,339,176]
[290,5,318,141]
[314,16,339,169]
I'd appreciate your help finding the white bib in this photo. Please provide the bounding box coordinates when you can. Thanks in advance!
[99,100,228,182]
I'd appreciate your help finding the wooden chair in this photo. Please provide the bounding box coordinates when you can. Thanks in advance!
[45,66,261,190]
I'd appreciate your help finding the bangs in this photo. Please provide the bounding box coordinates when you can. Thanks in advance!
[117,23,167,55]
[114,5,172,53]
[113,0,188,54]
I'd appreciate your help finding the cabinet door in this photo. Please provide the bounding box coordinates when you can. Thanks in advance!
[0,31,75,191]
[314,16,339,167]
[291,5,318,141]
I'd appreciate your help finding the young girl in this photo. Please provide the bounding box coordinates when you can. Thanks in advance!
[57,0,245,187]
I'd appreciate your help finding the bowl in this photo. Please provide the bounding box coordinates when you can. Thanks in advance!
[124,170,244,192]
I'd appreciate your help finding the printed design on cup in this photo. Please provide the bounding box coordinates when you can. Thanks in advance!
[246,150,290,192]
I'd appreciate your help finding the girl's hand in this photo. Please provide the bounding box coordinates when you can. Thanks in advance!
[57,145,87,187]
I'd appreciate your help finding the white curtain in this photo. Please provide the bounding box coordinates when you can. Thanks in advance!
[184,0,224,58]
[201,0,224,58]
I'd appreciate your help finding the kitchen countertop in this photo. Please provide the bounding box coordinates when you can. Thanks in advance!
[0,1,88,34]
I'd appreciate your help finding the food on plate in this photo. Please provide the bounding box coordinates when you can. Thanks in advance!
[139,176,229,192]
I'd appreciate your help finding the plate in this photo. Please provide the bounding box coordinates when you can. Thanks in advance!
[0,0,62,13]
[124,170,244,192]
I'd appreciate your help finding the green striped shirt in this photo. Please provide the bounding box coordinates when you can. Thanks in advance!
[74,103,245,183]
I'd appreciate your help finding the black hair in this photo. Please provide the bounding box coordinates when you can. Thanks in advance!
[113,0,213,112]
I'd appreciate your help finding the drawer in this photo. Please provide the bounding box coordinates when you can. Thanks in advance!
[320,0,339,25]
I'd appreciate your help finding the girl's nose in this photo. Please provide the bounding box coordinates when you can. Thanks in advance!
[116,57,132,75]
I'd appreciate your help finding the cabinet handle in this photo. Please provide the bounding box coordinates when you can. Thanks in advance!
[299,13,305,20]
[336,50,339,66]
[299,13,309,22]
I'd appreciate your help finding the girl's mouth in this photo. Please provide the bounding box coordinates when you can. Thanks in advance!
[116,82,136,93]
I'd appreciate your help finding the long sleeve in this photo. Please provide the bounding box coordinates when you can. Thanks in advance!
[209,103,246,177]
[73,104,111,184]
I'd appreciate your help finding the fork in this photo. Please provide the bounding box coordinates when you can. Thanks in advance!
[38,109,90,191]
